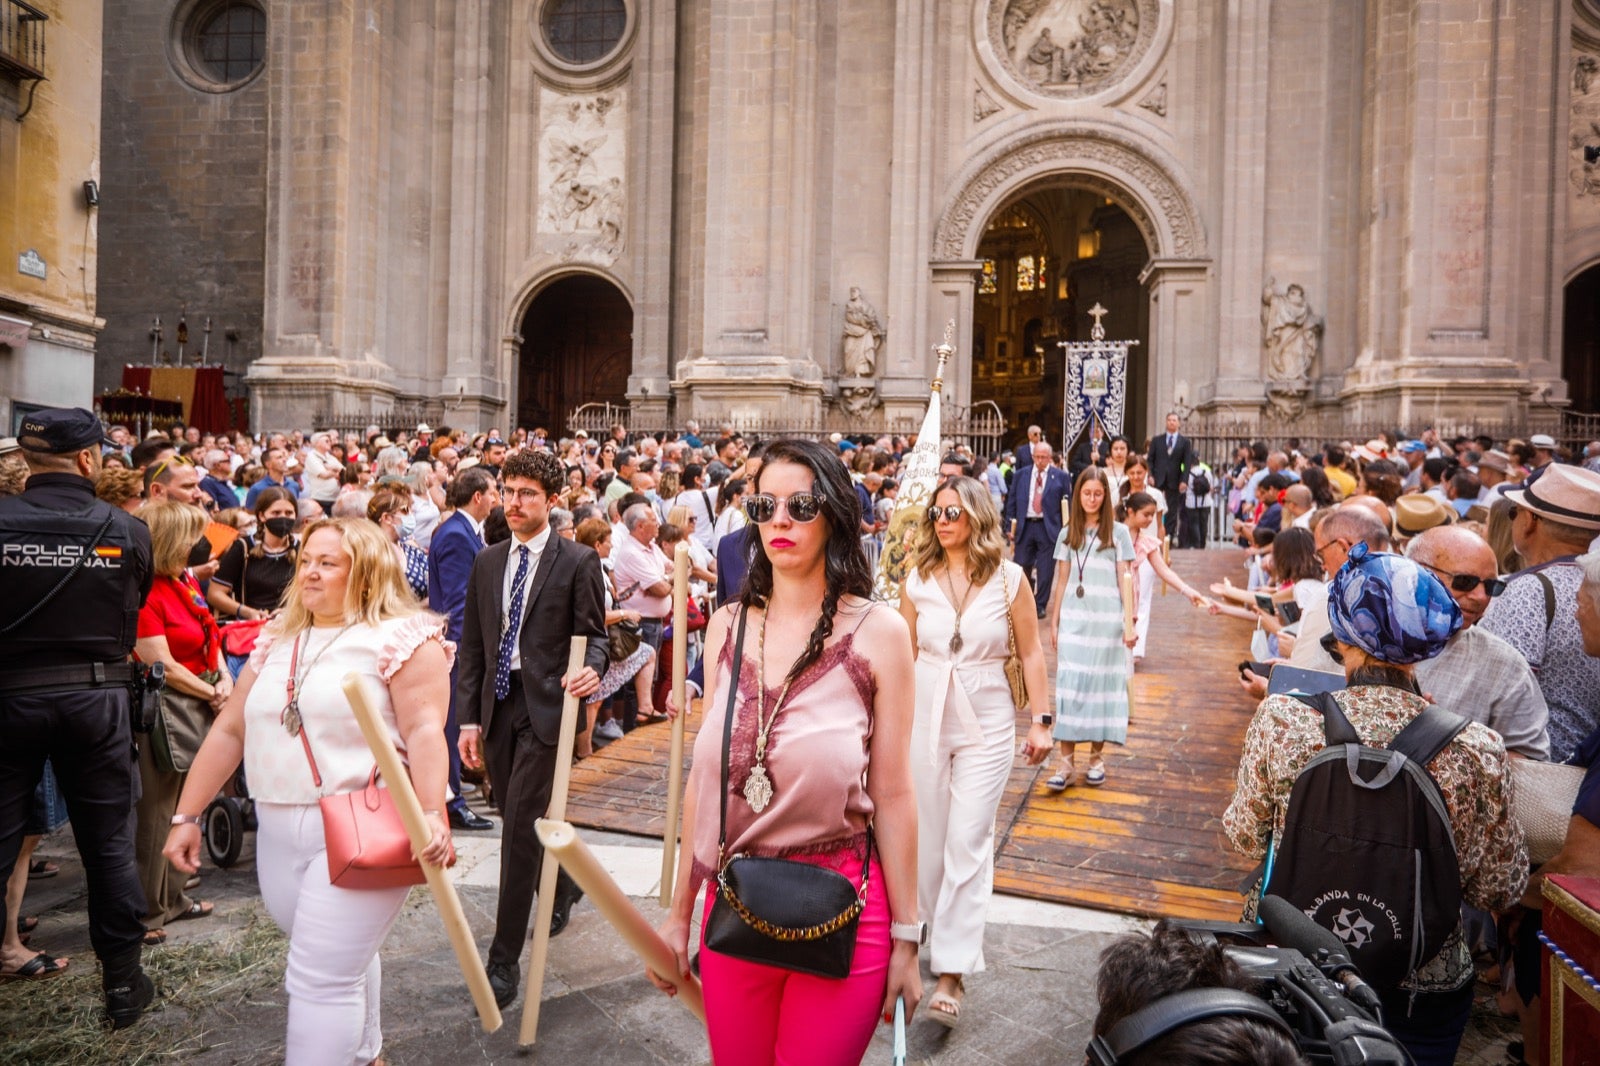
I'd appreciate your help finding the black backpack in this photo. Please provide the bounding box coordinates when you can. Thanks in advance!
[1263,691,1467,989]
[1190,468,1212,498]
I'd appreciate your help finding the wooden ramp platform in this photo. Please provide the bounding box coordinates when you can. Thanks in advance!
[565,548,1261,922]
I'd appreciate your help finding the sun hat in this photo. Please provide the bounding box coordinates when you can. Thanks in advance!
[1503,462,1600,530]
[1394,494,1456,537]
[1352,439,1390,463]
[1327,543,1461,665]
[1477,450,1512,475]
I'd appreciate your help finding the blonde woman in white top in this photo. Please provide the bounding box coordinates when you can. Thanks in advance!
[164,518,453,1066]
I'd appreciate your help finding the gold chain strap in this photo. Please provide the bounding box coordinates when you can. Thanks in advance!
[1002,565,1017,660]
[715,860,869,942]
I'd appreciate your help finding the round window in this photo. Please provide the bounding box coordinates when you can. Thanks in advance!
[190,2,266,86]
[541,0,627,66]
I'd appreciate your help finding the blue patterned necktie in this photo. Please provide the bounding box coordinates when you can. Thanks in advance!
[494,545,530,700]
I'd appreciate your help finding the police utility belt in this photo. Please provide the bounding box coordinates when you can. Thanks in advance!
[0,661,138,697]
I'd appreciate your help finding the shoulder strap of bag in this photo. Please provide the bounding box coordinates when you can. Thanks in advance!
[701,489,715,523]
[286,632,324,789]
[1293,690,1361,747]
[1001,565,1017,659]
[718,606,750,859]
[1535,570,1557,632]
[1387,703,1469,768]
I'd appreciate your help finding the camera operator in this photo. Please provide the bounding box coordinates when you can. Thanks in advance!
[0,408,157,1028]
[1089,919,1307,1066]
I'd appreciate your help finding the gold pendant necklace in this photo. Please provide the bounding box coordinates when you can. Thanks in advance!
[743,606,800,814]
[939,567,977,654]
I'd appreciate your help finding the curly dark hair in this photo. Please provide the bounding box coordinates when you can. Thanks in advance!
[501,448,565,494]
[740,438,873,683]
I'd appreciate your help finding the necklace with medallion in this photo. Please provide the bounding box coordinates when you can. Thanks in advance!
[282,623,356,736]
[938,566,977,653]
[1071,534,1097,599]
[741,605,811,814]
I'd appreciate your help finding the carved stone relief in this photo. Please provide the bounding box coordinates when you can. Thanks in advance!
[988,0,1160,100]
[1572,50,1600,206]
[1138,79,1167,117]
[974,85,1003,122]
[537,87,628,266]
[1261,277,1323,419]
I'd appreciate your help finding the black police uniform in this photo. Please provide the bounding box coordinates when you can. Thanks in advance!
[0,464,154,987]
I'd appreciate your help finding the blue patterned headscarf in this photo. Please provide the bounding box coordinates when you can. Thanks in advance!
[1327,543,1461,664]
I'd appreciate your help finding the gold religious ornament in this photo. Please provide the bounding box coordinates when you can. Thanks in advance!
[1088,302,1109,342]
[931,320,954,393]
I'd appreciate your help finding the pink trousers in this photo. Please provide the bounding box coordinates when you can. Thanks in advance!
[700,851,889,1066]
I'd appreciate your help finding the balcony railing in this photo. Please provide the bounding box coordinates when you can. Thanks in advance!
[0,0,47,83]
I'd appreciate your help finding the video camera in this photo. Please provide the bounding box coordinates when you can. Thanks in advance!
[1087,895,1412,1066]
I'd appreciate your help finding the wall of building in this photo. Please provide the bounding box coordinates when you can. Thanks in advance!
[0,0,104,430]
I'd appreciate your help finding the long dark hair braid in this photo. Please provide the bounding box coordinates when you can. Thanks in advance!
[739,438,874,682]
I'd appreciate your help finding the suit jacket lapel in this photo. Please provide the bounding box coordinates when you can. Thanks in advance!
[518,534,560,623]
[480,540,511,652]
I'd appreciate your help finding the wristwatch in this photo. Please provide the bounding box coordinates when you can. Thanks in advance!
[1032,713,1054,726]
[890,921,927,945]
[170,813,202,827]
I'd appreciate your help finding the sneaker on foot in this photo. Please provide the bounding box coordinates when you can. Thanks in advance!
[595,720,624,741]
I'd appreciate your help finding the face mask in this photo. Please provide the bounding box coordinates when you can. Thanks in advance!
[397,513,416,539]
[238,523,257,539]
[187,538,213,568]
[264,517,296,538]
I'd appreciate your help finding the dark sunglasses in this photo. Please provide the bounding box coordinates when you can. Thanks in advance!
[1418,562,1506,597]
[1320,632,1344,665]
[743,492,823,524]
[928,505,966,523]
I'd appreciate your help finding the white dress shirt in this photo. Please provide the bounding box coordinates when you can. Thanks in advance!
[501,525,552,671]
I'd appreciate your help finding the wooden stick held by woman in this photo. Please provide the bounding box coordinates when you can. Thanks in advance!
[519,638,587,1046]
[661,541,690,906]
[341,673,502,1034]
[536,818,706,1022]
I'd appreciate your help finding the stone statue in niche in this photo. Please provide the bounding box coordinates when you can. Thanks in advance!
[1003,0,1140,93]
[841,287,885,378]
[1261,277,1324,418]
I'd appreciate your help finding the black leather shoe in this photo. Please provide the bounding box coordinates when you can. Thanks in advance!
[549,885,585,938]
[485,961,518,1009]
[105,971,155,1030]
[449,806,495,831]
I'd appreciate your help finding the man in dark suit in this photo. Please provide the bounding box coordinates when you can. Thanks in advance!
[456,449,608,1009]
[1148,412,1197,540]
[1006,441,1070,615]
[1069,421,1112,480]
[427,466,499,832]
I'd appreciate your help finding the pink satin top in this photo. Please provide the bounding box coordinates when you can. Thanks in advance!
[689,604,880,889]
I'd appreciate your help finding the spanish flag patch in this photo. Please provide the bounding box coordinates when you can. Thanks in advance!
[94,546,123,559]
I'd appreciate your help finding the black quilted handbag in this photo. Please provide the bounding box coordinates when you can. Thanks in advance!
[702,607,871,979]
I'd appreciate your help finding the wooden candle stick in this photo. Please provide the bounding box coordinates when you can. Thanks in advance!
[519,638,588,1046]
[661,542,690,906]
[340,673,502,1033]
[537,819,707,1022]
[1121,568,1138,720]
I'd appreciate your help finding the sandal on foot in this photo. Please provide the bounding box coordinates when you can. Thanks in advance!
[16,915,38,936]
[1046,761,1076,792]
[27,860,59,880]
[171,900,214,922]
[142,928,167,947]
[927,979,964,1029]
[1086,761,1107,786]
[0,951,69,981]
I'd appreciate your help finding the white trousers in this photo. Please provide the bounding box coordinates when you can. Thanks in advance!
[1132,560,1156,659]
[910,671,1016,976]
[255,802,411,1066]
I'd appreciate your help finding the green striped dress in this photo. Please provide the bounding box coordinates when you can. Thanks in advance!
[1052,523,1134,744]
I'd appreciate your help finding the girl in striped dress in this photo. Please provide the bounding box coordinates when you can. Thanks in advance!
[1042,468,1136,790]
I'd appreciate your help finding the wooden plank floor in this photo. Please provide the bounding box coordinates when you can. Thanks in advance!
[565,547,1260,922]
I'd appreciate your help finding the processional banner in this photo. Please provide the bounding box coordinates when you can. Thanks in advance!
[1059,304,1137,447]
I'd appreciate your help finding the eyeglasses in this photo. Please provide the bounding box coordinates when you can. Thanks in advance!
[1418,562,1506,597]
[927,505,966,523]
[1314,536,1348,560]
[743,492,823,524]
[1320,632,1344,665]
[504,487,546,504]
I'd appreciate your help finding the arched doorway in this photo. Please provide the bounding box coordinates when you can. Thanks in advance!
[1565,263,1600,414]
[971,188,1151,452]
[516,275,633,434]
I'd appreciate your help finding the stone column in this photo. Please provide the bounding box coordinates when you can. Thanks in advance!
[1141,260,1214,428]
[623,0,677,428]
[890,260,984,426]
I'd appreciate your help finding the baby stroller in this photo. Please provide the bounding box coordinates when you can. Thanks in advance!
[202,764,257,868]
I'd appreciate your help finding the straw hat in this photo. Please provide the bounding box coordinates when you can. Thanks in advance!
[1394,495,1456,537]
[1503,463,1600,530]
[1353,439,1390,463]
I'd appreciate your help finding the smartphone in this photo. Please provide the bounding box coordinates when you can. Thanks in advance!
[1276,601,1302,625]
[1254,593,1274,613]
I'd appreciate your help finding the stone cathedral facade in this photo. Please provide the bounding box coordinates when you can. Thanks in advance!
[93,1,1600,444]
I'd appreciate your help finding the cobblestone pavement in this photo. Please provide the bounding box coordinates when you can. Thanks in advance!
[4,814,1519,1064]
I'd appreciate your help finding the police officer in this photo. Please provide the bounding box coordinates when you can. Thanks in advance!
[0,408,156,1028]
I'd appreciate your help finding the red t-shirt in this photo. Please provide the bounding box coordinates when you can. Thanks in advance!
[137,574,216,675]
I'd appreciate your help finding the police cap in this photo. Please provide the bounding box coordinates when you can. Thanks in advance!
[17,408,116,455]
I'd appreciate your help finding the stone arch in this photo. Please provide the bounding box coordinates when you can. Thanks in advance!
[503,262,635,341]
[933,122,1207,263]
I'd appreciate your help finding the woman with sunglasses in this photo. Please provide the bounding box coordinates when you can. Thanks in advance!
[898,477,1050,1027]
[651,438,922,1064]
[1042,467,1137,790]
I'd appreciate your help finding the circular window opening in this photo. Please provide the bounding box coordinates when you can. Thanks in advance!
[541,0,627,66]
[190,2,265,85]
